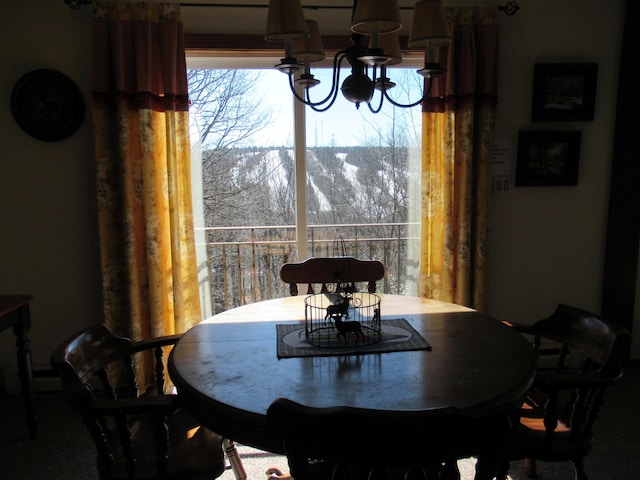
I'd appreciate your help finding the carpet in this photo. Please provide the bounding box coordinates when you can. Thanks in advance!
[276,317,431,358]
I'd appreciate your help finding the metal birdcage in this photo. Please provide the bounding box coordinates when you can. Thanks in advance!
[304,291,381,348]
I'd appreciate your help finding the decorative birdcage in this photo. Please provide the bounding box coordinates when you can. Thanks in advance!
[304,290,382,347]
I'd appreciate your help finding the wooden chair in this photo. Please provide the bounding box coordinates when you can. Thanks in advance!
[280,256,385,296]
[267,397,513,480]
[498,304,631,480]
[50,324,245,480]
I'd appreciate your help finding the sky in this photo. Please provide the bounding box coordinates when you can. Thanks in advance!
[246,68,424,148]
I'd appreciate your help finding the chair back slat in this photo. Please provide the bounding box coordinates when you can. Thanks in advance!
[280,256,385,296]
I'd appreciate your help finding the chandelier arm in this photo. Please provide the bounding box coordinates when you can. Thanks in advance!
[332,51,347,90]
[367,89,385,114]
[287,73,339,108]
[366,64,384,114]
[288,51,348,108]
[288,74,317,104]
[307,54,346,112]
[306,53,351,112]
[307,92,340,112]
[381,76,435,109]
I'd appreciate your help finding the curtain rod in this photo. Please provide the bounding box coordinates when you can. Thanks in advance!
[65,1,519,15]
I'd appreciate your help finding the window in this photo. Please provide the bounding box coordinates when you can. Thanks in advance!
[187,56,422,316]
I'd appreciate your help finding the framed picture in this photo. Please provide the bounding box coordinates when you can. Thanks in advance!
[515,130,581,186]
[531,63,598,121]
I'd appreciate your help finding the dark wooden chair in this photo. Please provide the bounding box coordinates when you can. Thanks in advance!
[498,304,631,480]
[279,256,385,296]
[50,324,245,480]
[267,397,513,480]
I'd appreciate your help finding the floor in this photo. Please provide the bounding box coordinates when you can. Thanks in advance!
[1,367,638,480]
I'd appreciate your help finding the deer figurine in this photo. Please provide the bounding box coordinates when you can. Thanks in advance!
[334,314,363,343]
[324,296,350,324]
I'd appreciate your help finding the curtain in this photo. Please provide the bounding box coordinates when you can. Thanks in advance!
[418,7,499,311]
[92,0,201,362]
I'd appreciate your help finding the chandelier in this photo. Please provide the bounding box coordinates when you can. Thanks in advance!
[265,0,451,113]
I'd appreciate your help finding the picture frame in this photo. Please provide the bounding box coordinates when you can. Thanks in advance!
[531,63,598,121]
[515,130,581,186]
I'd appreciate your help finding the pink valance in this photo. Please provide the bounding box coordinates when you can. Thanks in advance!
[424,7,499,112]
[92,1,188,111]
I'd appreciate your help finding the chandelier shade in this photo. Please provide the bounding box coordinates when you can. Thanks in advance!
[266,0,451,112]
[351,0,402,36]
[408,0,451,48]
[292,20,326,63]
[265,0,310,41]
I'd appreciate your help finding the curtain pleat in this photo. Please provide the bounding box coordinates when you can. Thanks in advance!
[92,0,201,387]
[418,7,498,311]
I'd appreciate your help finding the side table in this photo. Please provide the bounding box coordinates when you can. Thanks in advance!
[0,295,37,438]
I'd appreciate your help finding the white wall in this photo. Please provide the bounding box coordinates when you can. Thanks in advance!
[0,1,103,373]
[488,0,626,321]
[491,1,638,361]
[0,0,635,376]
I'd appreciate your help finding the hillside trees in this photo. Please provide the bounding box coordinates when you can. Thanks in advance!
[188,69,279,228]
[189,69,298,308]
[187,68,419,308]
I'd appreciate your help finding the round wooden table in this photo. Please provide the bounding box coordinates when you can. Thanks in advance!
[169,295,536,456]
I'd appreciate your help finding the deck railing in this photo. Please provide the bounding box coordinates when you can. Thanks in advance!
[195,222,419,316]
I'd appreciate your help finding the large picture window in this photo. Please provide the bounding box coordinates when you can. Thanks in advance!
[187,58,422,316]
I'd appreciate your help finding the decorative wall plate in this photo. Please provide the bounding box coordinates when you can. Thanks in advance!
[11,69,85,141]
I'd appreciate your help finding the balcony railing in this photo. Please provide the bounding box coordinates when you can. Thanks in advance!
[195,222,419,316]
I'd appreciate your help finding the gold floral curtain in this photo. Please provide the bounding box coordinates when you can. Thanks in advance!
[92,0,201,353]
[418,7,499,311]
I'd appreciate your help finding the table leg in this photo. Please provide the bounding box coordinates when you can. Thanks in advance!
[12,304,37,438]
[473,414,512,480]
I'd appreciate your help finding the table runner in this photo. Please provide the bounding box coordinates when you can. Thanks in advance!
[276,318,431,359]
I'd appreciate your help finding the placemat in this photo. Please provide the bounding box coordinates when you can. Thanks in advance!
[276,318,431,359]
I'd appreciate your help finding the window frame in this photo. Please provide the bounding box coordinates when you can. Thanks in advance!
[186,35,424,313]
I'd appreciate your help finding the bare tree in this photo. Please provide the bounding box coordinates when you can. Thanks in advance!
[188,69,271,149]
[188,69,288,228]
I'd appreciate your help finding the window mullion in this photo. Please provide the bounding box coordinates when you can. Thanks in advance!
[294,86,308,261]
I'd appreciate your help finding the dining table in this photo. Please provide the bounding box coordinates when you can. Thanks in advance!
[169,294,536,476]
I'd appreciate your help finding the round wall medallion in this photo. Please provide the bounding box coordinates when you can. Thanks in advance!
[11,69,85,142]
